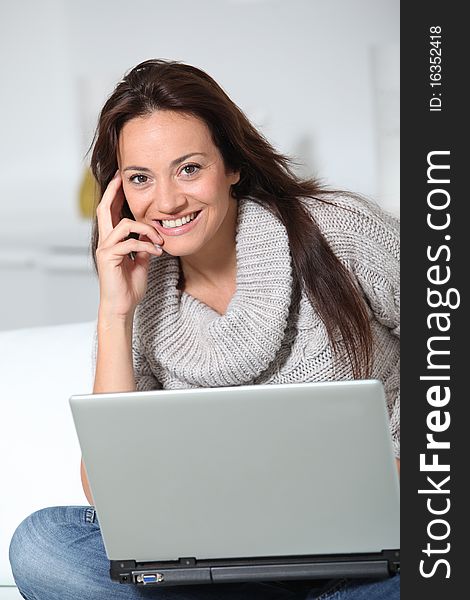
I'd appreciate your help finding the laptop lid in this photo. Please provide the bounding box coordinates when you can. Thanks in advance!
[70,380,399,566]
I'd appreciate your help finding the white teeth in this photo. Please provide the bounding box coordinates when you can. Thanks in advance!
[161,212,198,229]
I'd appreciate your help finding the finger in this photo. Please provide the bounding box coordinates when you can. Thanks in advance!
[138,232,163,246]
[108,238,163,258]
[100,219,163,249]
[96,171,124,241]
[133,251,151,269]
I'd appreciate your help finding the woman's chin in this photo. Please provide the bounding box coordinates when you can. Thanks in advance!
[160,240,203,258]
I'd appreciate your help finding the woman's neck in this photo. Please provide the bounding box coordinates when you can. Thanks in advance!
[180,197,238,290]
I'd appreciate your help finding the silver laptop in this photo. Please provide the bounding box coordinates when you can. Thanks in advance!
[69,380,400,587]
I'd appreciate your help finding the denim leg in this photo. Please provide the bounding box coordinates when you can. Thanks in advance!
[8,506,302,600]
[305,574,400,599]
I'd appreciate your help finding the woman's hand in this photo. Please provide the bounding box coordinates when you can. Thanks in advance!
[95,171,163,318]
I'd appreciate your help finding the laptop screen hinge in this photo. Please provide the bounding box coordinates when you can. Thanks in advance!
[178,557,197,567]
[382,549,400,573]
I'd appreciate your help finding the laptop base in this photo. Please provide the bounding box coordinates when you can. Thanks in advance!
[110,550,400,587]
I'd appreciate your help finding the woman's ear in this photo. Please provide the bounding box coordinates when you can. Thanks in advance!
[230,170,241,186]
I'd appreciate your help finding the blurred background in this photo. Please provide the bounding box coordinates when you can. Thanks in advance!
[0,0,399,331]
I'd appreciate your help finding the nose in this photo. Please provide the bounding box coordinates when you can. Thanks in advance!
[148,178,188,217]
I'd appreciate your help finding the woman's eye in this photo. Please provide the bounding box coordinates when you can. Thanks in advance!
[180,164,200,177]
[129,174,149,185]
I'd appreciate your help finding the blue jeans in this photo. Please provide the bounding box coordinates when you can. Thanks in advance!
[9,507,399,599]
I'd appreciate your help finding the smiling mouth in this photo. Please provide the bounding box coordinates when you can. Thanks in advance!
[158,210,201,229]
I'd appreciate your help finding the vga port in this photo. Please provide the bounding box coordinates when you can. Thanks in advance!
[135,572,164,584]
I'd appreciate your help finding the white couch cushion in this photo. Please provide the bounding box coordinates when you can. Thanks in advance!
[0,321,96,585]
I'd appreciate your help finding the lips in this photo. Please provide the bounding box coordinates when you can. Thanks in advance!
[153,209,203,237]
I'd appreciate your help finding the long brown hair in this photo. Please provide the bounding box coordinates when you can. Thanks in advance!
[90,59,372,378]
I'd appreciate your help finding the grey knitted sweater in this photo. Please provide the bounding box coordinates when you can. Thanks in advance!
[96,195,400,456]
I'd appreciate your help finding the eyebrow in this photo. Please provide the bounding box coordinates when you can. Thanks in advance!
[122,152,208,173]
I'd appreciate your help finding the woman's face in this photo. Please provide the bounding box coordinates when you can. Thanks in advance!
[117,110,240,257]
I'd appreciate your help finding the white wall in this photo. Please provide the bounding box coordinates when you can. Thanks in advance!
[0,0,399,227]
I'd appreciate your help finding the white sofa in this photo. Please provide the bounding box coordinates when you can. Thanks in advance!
[0,321,96,588]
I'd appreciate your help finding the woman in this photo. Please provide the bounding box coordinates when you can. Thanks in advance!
[10,59,400,599]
